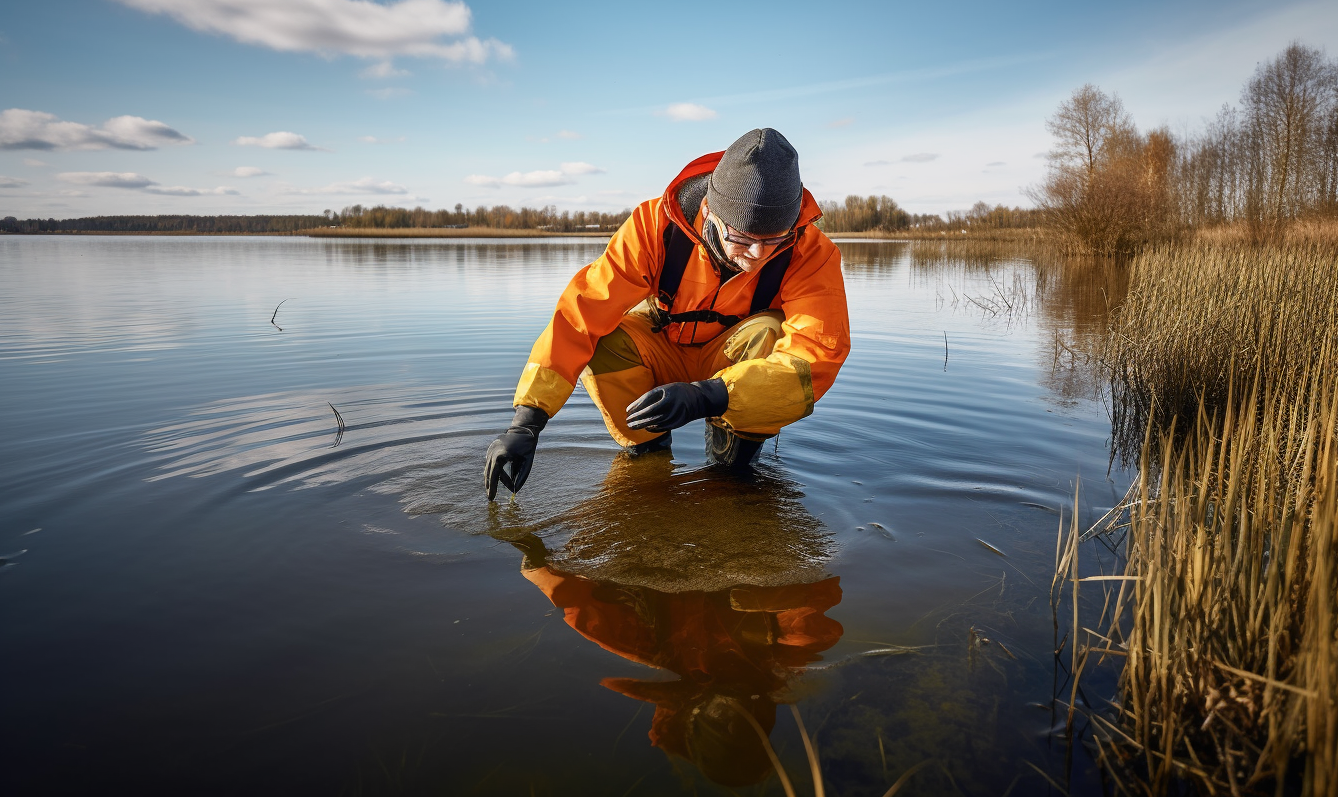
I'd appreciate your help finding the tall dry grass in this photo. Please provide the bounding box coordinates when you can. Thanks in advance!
[1107,242,1338,463]
[1082,370,1338,795]
[1191,219,1338,248]
[1076,240,1338,794]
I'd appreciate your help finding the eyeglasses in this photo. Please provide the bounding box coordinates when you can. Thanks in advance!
[708,210,794,248]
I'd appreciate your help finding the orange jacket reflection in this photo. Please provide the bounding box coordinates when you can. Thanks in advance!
[523,566,842,768]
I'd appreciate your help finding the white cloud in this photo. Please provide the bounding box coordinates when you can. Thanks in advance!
[116,0,513,64]
[59,171,157,189]
[465,161,605,189]
[366,87,413,99]
[231,166,269,177]
[828,118,855,129]
[294,176,410,195]
[145,185,240,196]
[0,109,194,151]
[491,170,568,188]
[361,60,410,78]
[556,130,582,140]
[660,103,717,122]
[57,171,237,195]
[233,131,320,150]
[358,135,406,144]
[901,153,940,163]
[0,175,29,188]
[23,158,46,167]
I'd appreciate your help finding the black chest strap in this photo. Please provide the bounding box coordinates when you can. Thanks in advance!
[649,222,793,334]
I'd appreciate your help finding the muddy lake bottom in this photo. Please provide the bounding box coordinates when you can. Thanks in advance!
[1,236,1131,795]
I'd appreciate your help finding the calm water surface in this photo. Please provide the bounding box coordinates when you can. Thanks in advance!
[1,236,1130,796]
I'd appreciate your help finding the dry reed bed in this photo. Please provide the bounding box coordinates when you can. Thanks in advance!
[1191,219,1338,249]
[1108,242,1338,463]
[1072,241,1338,795]
[1074,374,1337,795]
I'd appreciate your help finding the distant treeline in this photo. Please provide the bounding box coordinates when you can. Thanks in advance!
[0,214,329,234]
[0,204,636,234]
[817,195,1042,233]
[2,197,1039,236]
[332,203,632,231]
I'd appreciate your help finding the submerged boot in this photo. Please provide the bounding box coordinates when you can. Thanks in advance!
[625,431,672,456]
[509,532,549,571]
[704,424,766,469]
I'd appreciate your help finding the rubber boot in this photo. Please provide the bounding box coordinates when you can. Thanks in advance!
[625,431,672,456]
[509,532,549,571]
[704,424,765,468]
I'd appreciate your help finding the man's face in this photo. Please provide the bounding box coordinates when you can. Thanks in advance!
[702,201,794,273]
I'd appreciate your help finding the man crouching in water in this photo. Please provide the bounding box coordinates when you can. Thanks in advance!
[485,128,850,500]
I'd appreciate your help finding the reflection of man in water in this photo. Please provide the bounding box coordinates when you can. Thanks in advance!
[516,535,842,787]
[485,128,851,500]
[495,452,843,787]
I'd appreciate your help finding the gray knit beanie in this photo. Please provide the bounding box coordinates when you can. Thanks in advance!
[706,128,802,234]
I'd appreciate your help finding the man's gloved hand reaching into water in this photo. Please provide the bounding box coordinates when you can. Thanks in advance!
[483,380,729,500]
[484,406,548,501]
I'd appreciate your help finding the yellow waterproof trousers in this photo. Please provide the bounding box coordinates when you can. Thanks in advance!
[581,307,785,448]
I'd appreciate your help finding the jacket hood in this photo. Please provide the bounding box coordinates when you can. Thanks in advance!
[661,151,822,245]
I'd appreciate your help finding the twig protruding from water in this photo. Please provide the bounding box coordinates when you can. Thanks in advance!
[270,298,294,331]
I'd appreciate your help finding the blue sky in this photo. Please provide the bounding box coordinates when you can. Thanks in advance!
[2,0,1335,219]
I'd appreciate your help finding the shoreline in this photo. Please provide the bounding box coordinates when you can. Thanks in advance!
[0,227,616,238]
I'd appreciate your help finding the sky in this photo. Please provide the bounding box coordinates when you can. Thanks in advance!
[1,0,1335,219]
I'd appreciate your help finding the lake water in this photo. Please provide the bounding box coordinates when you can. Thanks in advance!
[1,235,1131,796]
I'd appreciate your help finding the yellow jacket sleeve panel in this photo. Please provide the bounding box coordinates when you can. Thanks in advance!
[713,231,850,435]
[512,362,576,417]
[714,353,814,437]
[513,200,660,416]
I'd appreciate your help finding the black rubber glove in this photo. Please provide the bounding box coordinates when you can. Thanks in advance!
[484,405,548,501]
[625,379,729,433]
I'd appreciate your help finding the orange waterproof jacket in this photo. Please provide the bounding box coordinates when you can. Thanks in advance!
[513,152,851,434]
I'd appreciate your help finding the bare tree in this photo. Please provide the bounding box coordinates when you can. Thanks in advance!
[1029,84,1168,253]
[1045,84,1135,177]
[1241,42,1336,222]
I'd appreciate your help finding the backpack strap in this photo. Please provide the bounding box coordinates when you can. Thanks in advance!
[648,221,796,334]
[748,245,793,316]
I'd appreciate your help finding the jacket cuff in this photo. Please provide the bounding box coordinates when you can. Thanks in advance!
[692,378,730,418]
[511,405,550,432]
